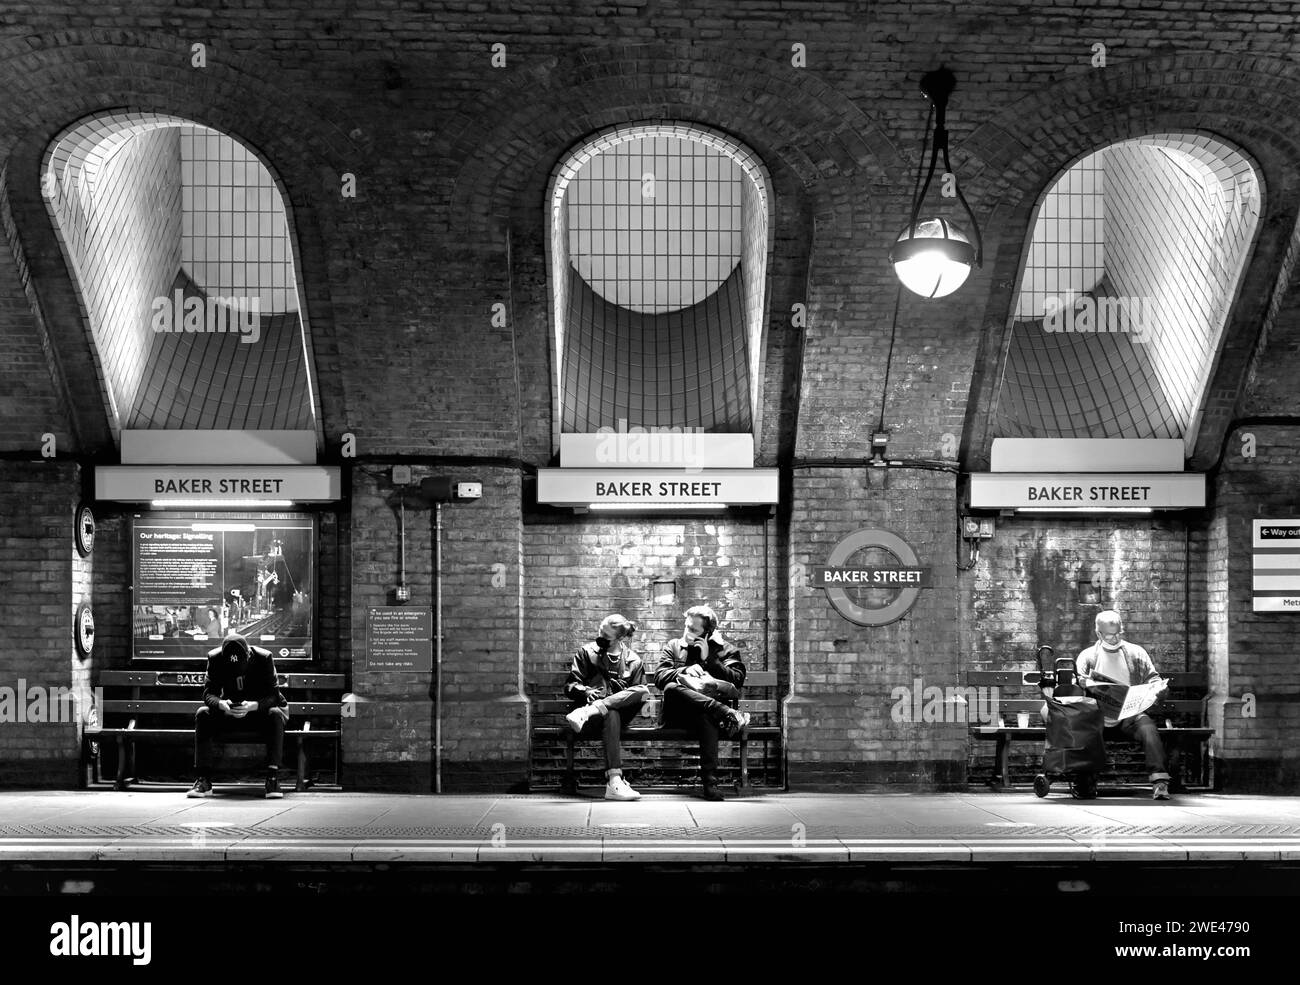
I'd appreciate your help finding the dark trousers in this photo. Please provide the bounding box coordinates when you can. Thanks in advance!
[1106,712,1170,782]
[573,687,647,772]
[194,705,285,774]
[662,680,740,773]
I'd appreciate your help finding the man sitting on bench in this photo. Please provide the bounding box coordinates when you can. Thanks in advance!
[655,605,750,801]
[563,614,650,801]
[1076,609,1172,801]
[188,633,291,799]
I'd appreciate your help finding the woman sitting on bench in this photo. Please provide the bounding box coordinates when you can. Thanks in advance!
[562,614,650,801]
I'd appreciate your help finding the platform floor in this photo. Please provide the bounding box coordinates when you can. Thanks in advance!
[2,787,1300,864]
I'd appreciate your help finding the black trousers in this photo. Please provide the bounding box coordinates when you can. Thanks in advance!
[661,680,740,773]
[572,688,647,772]
[1105,712,1170,782]
[194,705,285,773]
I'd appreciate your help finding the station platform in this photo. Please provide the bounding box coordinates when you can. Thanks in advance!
[2,788,1298,868]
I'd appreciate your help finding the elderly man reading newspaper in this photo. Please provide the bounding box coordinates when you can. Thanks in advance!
[1075,610,1172,800]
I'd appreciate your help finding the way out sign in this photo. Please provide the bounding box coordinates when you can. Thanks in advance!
[813,529,930,627]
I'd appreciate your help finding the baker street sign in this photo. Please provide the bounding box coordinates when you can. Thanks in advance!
[814,528,931,627]
[812,566,932,587]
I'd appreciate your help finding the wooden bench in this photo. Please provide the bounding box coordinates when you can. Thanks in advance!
[967,670,1213,792]
[531,670,781,793]
[86,669,346,792]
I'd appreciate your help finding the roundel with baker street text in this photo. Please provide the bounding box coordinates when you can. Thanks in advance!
[812,529,932,627]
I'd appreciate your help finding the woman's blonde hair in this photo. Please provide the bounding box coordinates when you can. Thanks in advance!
[599,614,637,639]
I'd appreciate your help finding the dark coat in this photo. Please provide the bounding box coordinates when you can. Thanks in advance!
[201,634,288,712]
[654,633,747,691]
[565,640,649,704]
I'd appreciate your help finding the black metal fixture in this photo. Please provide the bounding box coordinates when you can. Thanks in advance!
[889,66,984,298]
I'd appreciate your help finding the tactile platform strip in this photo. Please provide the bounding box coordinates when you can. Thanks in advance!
[3,822,1300,841]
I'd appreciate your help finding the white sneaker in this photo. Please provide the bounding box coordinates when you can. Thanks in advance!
[604,775,641,801]
[565,706,595,734]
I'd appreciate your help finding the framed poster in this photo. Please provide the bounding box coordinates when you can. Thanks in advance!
[130,512,317,662]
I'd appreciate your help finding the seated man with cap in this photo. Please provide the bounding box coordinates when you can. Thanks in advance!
[188,633,291,799]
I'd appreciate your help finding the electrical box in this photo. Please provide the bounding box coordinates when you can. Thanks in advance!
[977,517,995,539]
[392,465,412,485]
[961,517,980,539]
[455,482,482,500]
[395,585,411,603]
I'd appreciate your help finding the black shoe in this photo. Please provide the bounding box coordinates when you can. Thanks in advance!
[559,774,579,796]
[700,779,725,801]
[187,777,213,798]
[264,772,284,799]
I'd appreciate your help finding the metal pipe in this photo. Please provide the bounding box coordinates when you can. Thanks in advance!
[435,500,443,794]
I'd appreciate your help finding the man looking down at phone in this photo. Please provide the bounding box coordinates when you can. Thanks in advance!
[188,633,290,799]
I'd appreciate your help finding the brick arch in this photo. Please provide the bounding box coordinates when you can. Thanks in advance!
[956,52,1300,471]
[0,29,367,453]
[445,41,908,240]
[442,42,907,465]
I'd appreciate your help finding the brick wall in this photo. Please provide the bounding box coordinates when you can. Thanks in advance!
[523,512,781,786]
[4,5,1300,792]
[964,515,1203,673]
[787,466,963,789]
[345,463,525,791]
[0,166,73,453]
[1205,425,1300,791]
[0,460,80,787]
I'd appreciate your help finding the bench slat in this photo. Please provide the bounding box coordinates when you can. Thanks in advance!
[88,728,340,739]
[966,670,1205,689]
[973,726,1213,738]
[534,726,782,739]
[102,700,341,717]
[98,671,346,688]
[534,697,777,716]
[981,697,1203,714]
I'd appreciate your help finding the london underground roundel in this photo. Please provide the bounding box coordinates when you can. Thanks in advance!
[815,528,929,627]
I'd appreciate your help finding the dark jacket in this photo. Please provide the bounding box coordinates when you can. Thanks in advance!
[654,633,747,691]
[565,640,649,704]
[202,634,288,712]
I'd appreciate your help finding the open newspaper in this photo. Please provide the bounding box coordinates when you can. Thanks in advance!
[1085,677,1168,723]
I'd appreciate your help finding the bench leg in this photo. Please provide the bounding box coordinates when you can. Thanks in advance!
[735,733,752,795]
[297,739,308,792]
[114,736,129,791]
[1166,738,1184,793]
[558,734,579,794]
[994,735,1009,791]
